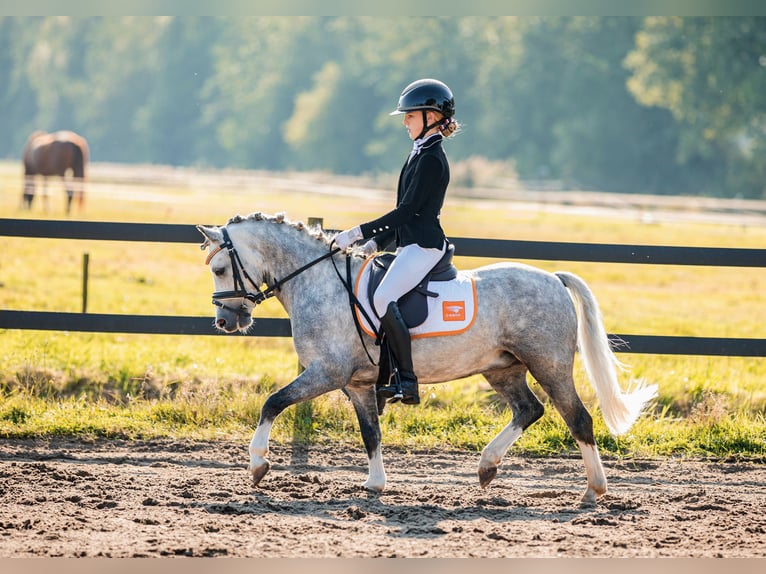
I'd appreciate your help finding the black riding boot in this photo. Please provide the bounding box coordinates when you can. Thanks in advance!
[376,301,419,405]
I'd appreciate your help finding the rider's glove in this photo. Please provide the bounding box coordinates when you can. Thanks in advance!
[334,226,363,250]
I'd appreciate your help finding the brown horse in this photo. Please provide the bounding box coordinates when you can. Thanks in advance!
[22,130,89,214]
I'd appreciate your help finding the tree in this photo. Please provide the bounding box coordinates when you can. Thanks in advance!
[0,18,39,158]
[281,17,484,174]
[625,17,766,198]
[472,17,688,194]
[1,16,762,198]
[547,17,683,194]
[133,17,223,166]
[76,17,170,162]
[203,17,332,170]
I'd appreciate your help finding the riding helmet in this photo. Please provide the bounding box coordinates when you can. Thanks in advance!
[390,79,455,118]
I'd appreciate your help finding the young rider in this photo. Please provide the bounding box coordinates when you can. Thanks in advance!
[334,78,459,405]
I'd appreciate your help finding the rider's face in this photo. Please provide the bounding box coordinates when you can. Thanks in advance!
[403,111,423,140]
[403,110,440,140]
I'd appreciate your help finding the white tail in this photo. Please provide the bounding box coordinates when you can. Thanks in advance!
[555,271,657,435]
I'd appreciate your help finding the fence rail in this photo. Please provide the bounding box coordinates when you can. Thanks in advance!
[1,218,764,357]
[3,218,765,266]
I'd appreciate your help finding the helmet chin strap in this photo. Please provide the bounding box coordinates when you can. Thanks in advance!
[416,109,443,140]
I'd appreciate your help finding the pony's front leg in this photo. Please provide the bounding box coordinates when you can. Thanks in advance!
[248,361,346,487]
[249,419,274,486]
[344,384,386,492]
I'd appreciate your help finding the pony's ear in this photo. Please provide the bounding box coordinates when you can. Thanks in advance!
[196,225,223,249]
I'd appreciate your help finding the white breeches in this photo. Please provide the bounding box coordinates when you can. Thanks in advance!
[373,241,446,317]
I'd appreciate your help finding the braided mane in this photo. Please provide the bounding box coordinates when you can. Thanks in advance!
[227,211,333,246]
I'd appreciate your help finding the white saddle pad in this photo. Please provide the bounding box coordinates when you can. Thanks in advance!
[353,256,477,339]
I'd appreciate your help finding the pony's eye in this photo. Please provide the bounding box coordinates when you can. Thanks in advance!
[213,267,226,277]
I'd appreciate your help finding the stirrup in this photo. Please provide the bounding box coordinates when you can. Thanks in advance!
[376,369,402,400]
[379,389,403,404]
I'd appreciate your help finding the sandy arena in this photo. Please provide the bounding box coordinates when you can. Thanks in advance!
[0,437,764,558]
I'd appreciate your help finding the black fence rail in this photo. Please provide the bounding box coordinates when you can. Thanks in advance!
[2,218,765,357]
[3,217,765,265]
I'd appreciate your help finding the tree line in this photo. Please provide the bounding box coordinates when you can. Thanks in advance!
[1,16,764,199]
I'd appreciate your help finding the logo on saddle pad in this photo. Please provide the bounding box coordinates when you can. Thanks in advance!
[354,255,477,339]
[442,301,466,322]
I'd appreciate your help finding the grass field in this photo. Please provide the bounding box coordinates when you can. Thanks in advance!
[1,160,765,457]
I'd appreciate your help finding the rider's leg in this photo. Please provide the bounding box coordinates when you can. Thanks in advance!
[379,301,419,404]
[373,242,445,404]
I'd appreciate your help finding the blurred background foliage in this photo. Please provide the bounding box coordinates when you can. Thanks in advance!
[1,16,765,198]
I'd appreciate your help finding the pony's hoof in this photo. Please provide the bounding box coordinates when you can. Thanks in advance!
[250,461,270,486]
[363,480,384,493]
[580,486,604,507]
[478,465,497,488]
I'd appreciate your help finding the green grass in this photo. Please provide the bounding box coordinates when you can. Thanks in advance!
[1,160,765,457]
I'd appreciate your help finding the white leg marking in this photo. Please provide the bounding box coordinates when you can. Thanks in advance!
[577,439,607,504]
[249,420,273,473]
[480,423,523,469]
[363,446,386,492]
[478,423,523,487]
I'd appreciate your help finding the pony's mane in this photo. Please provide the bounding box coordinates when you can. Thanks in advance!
[227,211,333,246]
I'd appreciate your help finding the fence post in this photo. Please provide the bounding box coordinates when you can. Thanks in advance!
[82,252,89,313]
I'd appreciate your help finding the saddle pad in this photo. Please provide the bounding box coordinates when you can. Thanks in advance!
[354,255,478,339]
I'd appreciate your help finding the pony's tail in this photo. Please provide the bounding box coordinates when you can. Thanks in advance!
[555,271,657,436]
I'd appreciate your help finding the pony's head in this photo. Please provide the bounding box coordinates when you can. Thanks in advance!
[197,224,259,333]
[198,212,337,333]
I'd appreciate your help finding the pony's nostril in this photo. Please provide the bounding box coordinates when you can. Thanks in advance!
[216,318,226,329]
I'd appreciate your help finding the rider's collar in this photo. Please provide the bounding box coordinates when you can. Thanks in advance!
[409,133,443,162]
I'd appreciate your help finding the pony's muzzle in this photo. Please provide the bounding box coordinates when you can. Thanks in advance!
[213,299,254,333]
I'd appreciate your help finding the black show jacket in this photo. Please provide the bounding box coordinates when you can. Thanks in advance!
[359,134,449,250]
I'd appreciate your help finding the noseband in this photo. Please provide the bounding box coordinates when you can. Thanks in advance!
[207,227,340,314]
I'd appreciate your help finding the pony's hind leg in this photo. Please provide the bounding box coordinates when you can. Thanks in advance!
[344,384,386,492]
[478,364,544,488]
[534,371,607,505]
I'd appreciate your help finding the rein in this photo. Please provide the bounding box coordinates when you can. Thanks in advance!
[329,245,380,366]
[209,227,340,311]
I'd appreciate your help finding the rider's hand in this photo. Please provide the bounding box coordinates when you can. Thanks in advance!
[334,226,362,250]
[359,239,378,257]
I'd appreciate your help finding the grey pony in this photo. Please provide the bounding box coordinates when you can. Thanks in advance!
[197,212,657,504]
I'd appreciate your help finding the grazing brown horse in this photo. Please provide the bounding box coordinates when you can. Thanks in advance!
[22,130,89,214]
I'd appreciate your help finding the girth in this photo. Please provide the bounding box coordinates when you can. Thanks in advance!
[367,242,457,328]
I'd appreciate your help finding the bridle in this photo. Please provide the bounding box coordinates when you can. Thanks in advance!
[206,226,340,314]
[205,226,378,364]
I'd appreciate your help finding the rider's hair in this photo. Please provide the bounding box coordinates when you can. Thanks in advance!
[439,116,460,138]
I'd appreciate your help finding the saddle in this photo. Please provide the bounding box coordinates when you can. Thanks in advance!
[366,242,458,329]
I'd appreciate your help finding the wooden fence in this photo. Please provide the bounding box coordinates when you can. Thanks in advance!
[1,218,765,357]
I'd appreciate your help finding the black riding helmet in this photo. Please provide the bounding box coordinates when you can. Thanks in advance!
[390,78,455,140]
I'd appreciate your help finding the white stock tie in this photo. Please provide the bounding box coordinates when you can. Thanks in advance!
[407,138,424,164]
